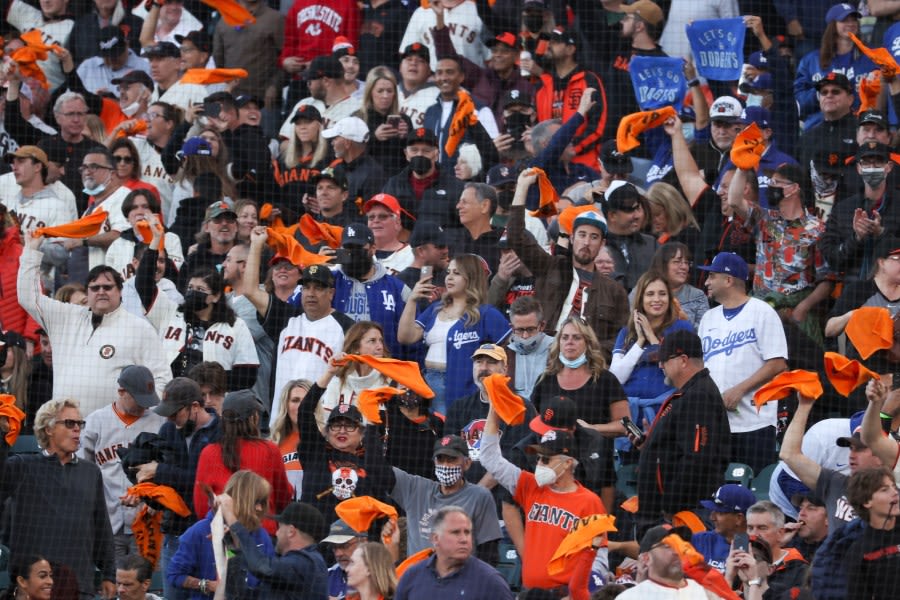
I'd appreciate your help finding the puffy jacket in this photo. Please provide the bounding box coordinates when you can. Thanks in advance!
[810,517,866,600]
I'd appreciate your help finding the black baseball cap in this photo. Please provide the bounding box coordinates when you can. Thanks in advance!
[500,89,532,110]
[326,403,364,425]
[526,429,575,457]
[600,140,633,175]
[433,434,469,458]
[815,72,853,93]
[175,30,212,54]
[638,524,692,553]
[604,181,643,212]
[235,94,263,109]
[859,110,888,130]
[299,264,334,287]
[857,140,891,162]
[409,221,447,247]
[407,127,438,147]
[291,104,322,123]
[221,389,264,421]
[154,377,202,417]
[342,223,375,247]
[530,396,577,435]
[98,26,127,57]
[275,502,328,542]
[486,164,517,187]
[550,26,577,45]
[658,330,704,361]
[312,165,349,190]
[304,55,344,81]
[142,41,180,59]
[401,42,430,62]
[111,70,154,89]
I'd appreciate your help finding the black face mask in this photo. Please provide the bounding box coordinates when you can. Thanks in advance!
[183,290,209,312]
[343,248,373,280]
[409,155,433,176]
[523,13,543,33]
[181,418,197,437]
[505,112,531,140]
[497,189,515,210]
[768,186,785,205]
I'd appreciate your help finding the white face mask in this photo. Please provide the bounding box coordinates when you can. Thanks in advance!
[121,100,142,117]
[534,462,559,487]
[559,353,587,369]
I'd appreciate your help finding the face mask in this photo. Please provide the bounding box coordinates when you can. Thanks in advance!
[511,332,547,354]
[343,248,373,280]
[181,417,196,437]
[523,14,543,32]
[810,161,838,197]
[82,169,111,196]
[559,353,588,369]
[767,185,785,204]
[681,123,695,143]
[182,290,209,312]
[534,462,559,487]
[434,464,463,487]
[745,94,764,107]
[121,101,142,117]
[409,155,433,176]
[860,167,887,189]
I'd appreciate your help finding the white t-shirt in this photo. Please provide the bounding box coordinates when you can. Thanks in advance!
[617,578,712,599]
[399,2,489,71]
[698,297,788,433]
[279,96,360,138]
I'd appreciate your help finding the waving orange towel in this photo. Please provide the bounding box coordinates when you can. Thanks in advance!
[298,214,343,249]
[444,90,479,158]
[482,373,526,425]
[617,106,677,153]
[335,355,435,399]
[753,370,823,409]
[336,496,398,533]
[19,30,63,58]
[116,119,148,138]
[134,219,165,252]
[730,123,765,170]
[824,352,881,397]
[846,306,894,359]
[672,511,707,535]
[33,209,108,238]
[357,387,403,424]
[858,75,882,114]
[10,47,49,89]
[259,203,286,229]
[265,227,333,268]
[180,68,250,85]
[557,205,597,236]
[850,33,899,77]
[132,505,163,567]
[0,394,26,447]
[547,514,616,576]
[527,167,561,217]
[128,482,192,517]
[197,0,255,27]
[673,536,741,600]
[396,548,434,579]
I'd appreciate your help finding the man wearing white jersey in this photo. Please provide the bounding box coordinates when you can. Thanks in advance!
[279,55,360,138]
[400,0,489,71]
[4,146,77,235]
[698,252,788,473]
[398,43,440,129]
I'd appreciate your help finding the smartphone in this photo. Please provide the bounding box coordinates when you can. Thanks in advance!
[621,416,645,445]
[332,248,352,264]
[387,115,402,128]
[420,265,433,281]
[732,532,750,553]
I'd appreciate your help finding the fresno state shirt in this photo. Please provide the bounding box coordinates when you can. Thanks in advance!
[281,0,361,64]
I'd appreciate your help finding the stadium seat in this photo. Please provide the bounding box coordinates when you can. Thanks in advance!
[150,570,165,593]
[495,542,522,592]
[616,463,639,499]
[724,463,754,489]
[751,463,777,501]
[11,435,39,455]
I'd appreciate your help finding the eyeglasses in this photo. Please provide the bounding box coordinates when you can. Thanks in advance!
[819,88,846,97]
[367,213,395,221]
[59,111,87,119]
[147,112,164,120]
[56,419,86,429]
[211,215,237,223]
[113,156,134,164]
[79,163,112,173]
[328,421,360,432]
[88,284,116,292]
[669,258,692,267]
[512,326,540,336]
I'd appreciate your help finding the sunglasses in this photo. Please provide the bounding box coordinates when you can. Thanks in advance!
[57,419,86,429]
[88,284,116,292]
[113,155,134,164]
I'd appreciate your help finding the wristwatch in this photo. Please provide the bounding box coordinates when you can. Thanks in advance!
[747,578,762,586]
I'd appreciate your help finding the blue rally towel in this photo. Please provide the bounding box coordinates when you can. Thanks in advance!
[629,56,688,110]
[686,17,746,81]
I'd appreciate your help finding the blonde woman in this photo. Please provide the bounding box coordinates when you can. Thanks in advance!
[270,378,312,500]
[646,182,700,247]
[277,104,330,219]
[346,542,397,600]
[355,66,412,176]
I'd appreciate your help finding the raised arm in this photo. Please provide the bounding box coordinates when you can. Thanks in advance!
[728,167,752,220]
[479,404,522,494]
[663,116,708,205]
[777,394,822,490]
[861,378,900,467]
[243,227,271,317]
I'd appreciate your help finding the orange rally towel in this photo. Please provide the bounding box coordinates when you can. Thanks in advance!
[197,0,255,27]
[334,355,435,399]
[298,214,342,249]
[20,30,64,58]
[846,306,894,359]
[116,119,148,138]
[528,167,561,217]
[9,47,49,89]
[620,496,639,513]
[672,511,706,534]
[547,514,616,576]
[132,505,163,568]
[682,560,741,600]
[33,209,108,238]
[482,373,526,425]
[730,123,765,170]
[557,204,597,235]
[850,33,900,77]
[858,75,882,114]
[0,394,26,447]
[128,482,192,517]
[335,496,398,533]
[265,227,333,267]
[259,203,286,229]
[180,68,249,84]
[616,106,677,153]
[824,352,881,397]
[753,370,823,409]
[396,548,433,579]
[356,387,403,424]
[444,90,478,158]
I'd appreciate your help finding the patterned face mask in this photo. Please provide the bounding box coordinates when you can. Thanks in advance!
[434,464,463,487]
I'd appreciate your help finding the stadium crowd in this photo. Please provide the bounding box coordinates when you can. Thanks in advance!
[4,0,900,597]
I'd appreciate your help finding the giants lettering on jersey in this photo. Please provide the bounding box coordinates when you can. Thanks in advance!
[297,5,343,34]
[204,329,234,350]
[526,502,579,531]
[401,106,427,128]
[283,450,299,464]
[281,335,335,360]
[13,212,45,231]
[143,164,174,183]
[702,327,758,359]
[96,443,125,466]
[451,330,480,349]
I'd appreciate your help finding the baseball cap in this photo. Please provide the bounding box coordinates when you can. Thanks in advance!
[658,330,704,361]
[749,536,773,563]
[98,26,126,57]
[530,396,577,435]
[117,365,160,408]
[433,434,469,459]
[407,127,438,147]
[620,0,664,26]
[486,32,521,49]
[605,181,643,212]
[747,51,768,69]
[572,211,608,236]
[312,165,349,190]
[472,343,508,364]
[276,503,328,542]
[111,70,154,89]
[741,106,772,129]
[812,150,844,176]
[321,519,364,544]
[6,146,48,169]
[638,524,692,553]
[699,484,757,513]
[221,389,264,421]
[235,94,263,109]
[401,42,430,62]
[550,26,577,45]
[709,96,744,122]
[856,140,891,162]
[299,264,334,287]
[826,2,862,23]
[154,377,202,417]
[697,252,749,280]
[739,72,773,94]
[790,492,826,509]
[859,110,888,130]
[600,140,633,174]
[874,236,900,260]
[341,223,375,247]
[526,428,575,457]
[326,403,364,426]
[268,254,298,268]
[486,164,518,187]
[364,193,401,217]
[291,104,322,123]
[37,137,69,165]
[322,116,370,143]
[0,331,25,352]
[204,200,236,222]
[175,30,211,53]
[142,41,180,59]
[181,137,213,157]
[500,88,532,110]
[332,35,355,58]
[815,72,853,93]
[409,221,447,247]
[836,411,867,448]
[304,55,345,81]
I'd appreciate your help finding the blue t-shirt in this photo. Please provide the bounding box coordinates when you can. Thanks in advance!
[692,531,731,573]
[612,319,693,399]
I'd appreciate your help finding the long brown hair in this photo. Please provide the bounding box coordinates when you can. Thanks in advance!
[220,405,263,472]
[623,271,678,347]
[336,321,390,379]
[224,470,270,532]
[441,255,488,327]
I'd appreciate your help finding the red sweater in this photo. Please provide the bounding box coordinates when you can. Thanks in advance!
[279,0,360,65]
[0,227,40,342]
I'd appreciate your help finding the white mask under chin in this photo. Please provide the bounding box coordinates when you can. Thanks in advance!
[121,101,142,117]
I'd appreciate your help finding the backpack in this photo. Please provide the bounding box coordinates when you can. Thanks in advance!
[810,517,867,600]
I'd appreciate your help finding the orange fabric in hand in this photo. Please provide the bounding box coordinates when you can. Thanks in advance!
[265,227,333,268]
[128,482,192,517]
[396,548,433,579]
[335,496,398,533]
[197,0,255,27]
[858,76,882,114]
[557,205,597,236]
[846,306,894,359]
[753,370,823,408]
[616,106,677,153]
[132,505,163,568]
[0,394,26,447]
[528,167,560,217]
[33,209,108,239]
[116,120,148,138]
[850,33,899,77]
[334,355,435,398]
[547,514,616,576]
[134,220,165,252]
[298,214,343,249]
[824,352,881,397]
[444,90,478,158]
[730,123,765,170]
[259,203,286,229]
[482,373,526,425]
[356,387,403,424]
[10,47,49,89]
[180,68,249,84]
[20,30,64,58]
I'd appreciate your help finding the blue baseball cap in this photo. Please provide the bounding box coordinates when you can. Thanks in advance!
[697,252,749,280]
[700,484,757,513]
[836,411,867,448]
[826,2,861,23]
[572,211,607,236]
[742,106,772,129]
[181,137,212,157]
[747,51,768,69]
[740,72,773,94]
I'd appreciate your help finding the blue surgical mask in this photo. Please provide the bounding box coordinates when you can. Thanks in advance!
[681,123,695,143]
[83,182,107,196]
[559,353,588,369]
[510,332,547,355]
[745,94,764,107]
